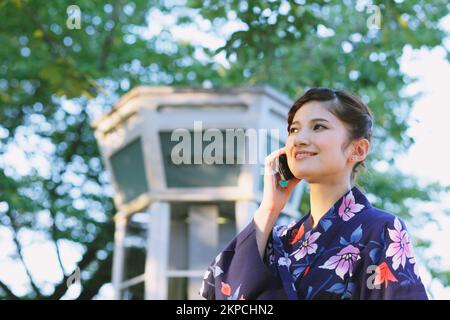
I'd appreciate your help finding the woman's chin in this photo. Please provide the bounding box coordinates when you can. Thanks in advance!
[292,169,319,182]
[292,171,307,180]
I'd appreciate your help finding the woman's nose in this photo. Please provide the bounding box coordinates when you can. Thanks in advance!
[293,131,310,146]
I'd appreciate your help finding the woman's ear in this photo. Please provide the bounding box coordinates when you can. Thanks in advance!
[351,138,370,162]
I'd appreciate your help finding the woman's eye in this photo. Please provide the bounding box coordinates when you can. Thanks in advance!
[289,127,298,134]
[313,124,327,131]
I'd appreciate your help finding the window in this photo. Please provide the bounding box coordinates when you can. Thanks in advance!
[109,138,149,203]
[121,281,145,300]
[159,131,244,188]
[123,212,148,281]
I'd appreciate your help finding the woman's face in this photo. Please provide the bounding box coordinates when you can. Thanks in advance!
[285,101,356,184]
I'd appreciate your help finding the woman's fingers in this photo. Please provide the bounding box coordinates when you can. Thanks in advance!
[260,146,300,215]
[265,147,286,165]
[264,147,286,176]
[263,147,301,191]
[263,147,286,191]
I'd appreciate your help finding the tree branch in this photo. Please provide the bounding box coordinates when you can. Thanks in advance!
[76,250,113,300]
[45,220,115,300]
[5,210,44,299]
[0,279,20,300]
[22,2,66,58]
[97,1,122,71]
[49,209,67,277]
[45,108,90,279]
[44,107,115,300]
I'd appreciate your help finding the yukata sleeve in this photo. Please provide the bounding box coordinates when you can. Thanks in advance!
[199,219,282,300]
[354,217,428,300]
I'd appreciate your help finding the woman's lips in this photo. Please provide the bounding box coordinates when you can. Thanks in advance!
[295,152,318,160]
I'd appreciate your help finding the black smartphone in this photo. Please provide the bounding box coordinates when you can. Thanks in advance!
[277,154,295,181]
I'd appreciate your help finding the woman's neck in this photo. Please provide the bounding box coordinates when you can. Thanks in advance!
[309,181,352,228]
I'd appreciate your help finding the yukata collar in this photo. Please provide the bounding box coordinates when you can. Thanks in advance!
[304,185,372,229]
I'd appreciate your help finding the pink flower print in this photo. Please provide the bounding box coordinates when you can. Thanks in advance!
[385,217,413,270]
[290,231,321,261]
[338,191,365,221]
[319,244,361,279]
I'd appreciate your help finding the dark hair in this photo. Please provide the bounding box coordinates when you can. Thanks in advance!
[287,87,373,185]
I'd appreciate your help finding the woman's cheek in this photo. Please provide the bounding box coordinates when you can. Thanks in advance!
[285,139,294,149]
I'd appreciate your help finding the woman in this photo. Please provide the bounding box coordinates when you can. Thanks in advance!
[199,88,428,300]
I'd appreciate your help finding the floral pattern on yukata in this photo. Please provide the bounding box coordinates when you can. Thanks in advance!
[200,187,428,300]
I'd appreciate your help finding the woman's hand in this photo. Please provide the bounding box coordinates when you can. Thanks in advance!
[259,147,302,218]
[253,147,301,258]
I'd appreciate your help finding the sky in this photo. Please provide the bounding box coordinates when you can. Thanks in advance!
[395,31,450,298]
[0,6,449,300]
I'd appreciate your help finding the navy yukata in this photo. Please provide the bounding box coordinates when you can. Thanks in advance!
[199,186,428,300]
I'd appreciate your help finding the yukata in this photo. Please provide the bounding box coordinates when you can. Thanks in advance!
[199,186,428,300]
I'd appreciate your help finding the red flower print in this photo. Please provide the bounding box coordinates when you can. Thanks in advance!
[303,266,310,277]
[374,262,398,288]
[289,224,305,245]
[221,281,231,296]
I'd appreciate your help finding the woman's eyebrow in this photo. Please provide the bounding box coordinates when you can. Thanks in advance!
[291,118,330,125]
